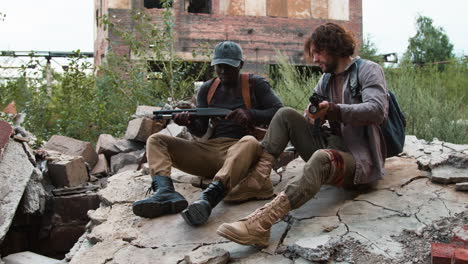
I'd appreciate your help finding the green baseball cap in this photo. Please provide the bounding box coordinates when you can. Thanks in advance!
[211,41,243,67]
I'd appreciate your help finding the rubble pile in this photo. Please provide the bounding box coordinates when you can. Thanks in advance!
[0,104,193,262]
[0,102,467,263]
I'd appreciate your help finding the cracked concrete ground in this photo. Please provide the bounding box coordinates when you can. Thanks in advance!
[67,137,467,264]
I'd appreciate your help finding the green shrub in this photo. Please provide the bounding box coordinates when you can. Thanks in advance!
[271,58,467,144]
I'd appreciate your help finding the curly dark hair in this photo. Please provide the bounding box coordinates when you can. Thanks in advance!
[304,23,356,59]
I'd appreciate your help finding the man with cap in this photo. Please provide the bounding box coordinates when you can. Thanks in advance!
[132,41,283,226]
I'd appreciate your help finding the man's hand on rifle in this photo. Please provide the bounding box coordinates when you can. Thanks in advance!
[173,111,194,126]
[226,108,252,128]
[304,101,329,125]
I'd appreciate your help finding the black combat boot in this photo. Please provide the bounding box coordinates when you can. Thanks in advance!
[181,181,226,226]
[132,175,188,218]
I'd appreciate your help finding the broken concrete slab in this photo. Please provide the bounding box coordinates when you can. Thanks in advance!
[455,182,468,191]
[69,239,128,264]
[20,168,46,214]
[183,245,230,264]
[430,166,468,184]
[48,156,89,188]
[44,135,98,168]
[2,251,61,264]
[67,136,468,263]
[288,235,341,262]
[0,139,34,244]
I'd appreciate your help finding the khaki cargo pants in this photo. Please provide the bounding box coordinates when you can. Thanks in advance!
[146,134,262,192]
[261,107,356,209]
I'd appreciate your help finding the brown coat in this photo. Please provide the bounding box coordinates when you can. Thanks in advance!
[315,57,389,184]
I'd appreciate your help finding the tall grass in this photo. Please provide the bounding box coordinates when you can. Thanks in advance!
[273,56,321,111]
[271,58,467,144]
[386,60,467,144]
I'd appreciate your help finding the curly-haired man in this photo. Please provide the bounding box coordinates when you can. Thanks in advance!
[216,23,389,248]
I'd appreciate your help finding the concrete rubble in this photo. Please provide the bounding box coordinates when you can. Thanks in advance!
[1,104,467,263]
[64,135,467,264]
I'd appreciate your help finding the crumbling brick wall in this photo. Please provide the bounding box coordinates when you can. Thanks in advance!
[95,0,362,75]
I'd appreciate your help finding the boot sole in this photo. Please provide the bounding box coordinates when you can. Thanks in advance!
[224,190,274,203]
[216,224,269,248]
[181,203,210,226]
[132,199,188,218]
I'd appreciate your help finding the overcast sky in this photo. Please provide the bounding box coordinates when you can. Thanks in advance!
[0,0,467,58]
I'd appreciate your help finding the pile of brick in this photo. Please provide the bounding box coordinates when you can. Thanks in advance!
[0,104,192,261]
[432,225,468,264]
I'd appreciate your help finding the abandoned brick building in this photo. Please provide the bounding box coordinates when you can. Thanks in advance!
[94,0,362,76]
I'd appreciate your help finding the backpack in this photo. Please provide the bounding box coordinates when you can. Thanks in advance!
[321,59,406,158]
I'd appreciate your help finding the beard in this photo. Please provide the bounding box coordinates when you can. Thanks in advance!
[322,57,338,73]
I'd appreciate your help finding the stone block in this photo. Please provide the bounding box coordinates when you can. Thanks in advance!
[95,134,119,161]
[125,117,161,143]
[2,251,61,264]
[52,192,100,224]
[158,123,186,138]
[0,121,13,159]
[135,105,161,118]
[44,135,98,167]
[48,156,89,188]
[114,139,145,153]
[90,154,109,178]
[455,182,468,192]
[110,149,145,174]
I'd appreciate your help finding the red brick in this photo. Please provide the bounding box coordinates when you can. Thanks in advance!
[0,120,13,158]
[454,248,468,264]
[432,243,456,264]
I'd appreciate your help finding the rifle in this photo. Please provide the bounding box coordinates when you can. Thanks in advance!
[153,108,232,120]
[153,107,268,140]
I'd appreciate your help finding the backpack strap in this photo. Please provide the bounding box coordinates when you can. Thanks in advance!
[241,73,251,109]
[321,73,331,91]
[206,73,251,109]
[349,58,363,98]
[207,78,221,105]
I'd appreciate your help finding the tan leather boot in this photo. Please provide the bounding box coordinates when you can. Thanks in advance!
[224,150,276,202]
[216,191,291,248]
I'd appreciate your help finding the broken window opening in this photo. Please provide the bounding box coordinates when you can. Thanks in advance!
[187,0,211,14]
[144,0,173,9]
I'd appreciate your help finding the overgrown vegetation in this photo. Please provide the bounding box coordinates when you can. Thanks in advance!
[0,12,466,145]
[1,6,211,145]
[273,58,467,144]
[403,15,454,65]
